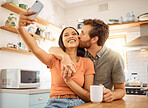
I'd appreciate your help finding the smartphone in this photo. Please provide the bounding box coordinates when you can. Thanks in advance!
[28,0,44,18]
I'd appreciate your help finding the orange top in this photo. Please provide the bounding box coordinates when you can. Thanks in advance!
[48,54,95,97]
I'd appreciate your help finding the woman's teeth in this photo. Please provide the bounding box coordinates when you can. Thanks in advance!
[68,40,76,43]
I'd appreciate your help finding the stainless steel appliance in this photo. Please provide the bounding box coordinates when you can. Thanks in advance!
[124,23,148,49]
[125,72,147,95]
[1,68,40,88]
[125,85,146,95]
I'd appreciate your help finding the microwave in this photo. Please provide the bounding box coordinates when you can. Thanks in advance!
[1,69,40,88]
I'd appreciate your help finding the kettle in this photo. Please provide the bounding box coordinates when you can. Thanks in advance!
[128,72,141,86]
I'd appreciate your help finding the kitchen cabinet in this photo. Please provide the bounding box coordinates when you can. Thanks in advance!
[0,89,50,108]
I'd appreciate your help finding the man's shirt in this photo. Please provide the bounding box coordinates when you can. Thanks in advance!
[85,46,125,89]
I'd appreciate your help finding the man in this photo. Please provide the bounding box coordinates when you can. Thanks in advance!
[49,19,126,103]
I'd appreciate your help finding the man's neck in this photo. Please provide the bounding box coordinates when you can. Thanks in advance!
[87,45,102,59]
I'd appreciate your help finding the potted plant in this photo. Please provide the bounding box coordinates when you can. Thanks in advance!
[5,13,17,26]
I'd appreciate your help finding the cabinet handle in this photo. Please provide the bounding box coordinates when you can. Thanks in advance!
[38,97,43,100]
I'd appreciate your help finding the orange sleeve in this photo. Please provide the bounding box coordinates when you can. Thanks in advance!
[84,58,95,75]
[47,54,57,69]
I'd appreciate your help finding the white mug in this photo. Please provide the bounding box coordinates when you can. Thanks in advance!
[90,85,104,103]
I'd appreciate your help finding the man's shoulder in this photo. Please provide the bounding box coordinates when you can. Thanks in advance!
[106,47,122,59]
[106,48,124,68]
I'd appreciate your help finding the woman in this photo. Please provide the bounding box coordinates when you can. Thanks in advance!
[17,9,95,108]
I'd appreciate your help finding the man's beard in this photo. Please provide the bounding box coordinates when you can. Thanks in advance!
[79,39,91,48]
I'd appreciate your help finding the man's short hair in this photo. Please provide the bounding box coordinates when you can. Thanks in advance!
[83,19,109,46]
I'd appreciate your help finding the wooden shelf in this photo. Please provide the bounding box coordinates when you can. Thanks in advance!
[2,3,148,31]
[0,25,55,41]
[108,20,148,30]
[0,25,18,33]
[0,47,32,54]
[1,3,62,29]
[77,20,148,31]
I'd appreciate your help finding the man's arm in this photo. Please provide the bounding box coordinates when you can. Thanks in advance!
[103,83,126,102]
[103,52,126,102]
[112,83,126,100]
[49,47,68,60]
[49,47,76,75]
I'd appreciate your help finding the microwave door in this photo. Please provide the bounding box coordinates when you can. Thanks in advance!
[21,70,40,83]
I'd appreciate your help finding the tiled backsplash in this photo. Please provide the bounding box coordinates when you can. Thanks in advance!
[127,50,148,83]
[126,31,148,83]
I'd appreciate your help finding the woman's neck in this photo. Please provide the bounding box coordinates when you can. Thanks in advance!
[65,48,79,64]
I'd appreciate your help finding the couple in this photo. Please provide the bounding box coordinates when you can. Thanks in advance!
[17,10,125,108]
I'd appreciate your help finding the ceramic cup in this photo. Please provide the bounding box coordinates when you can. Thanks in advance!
[90,85,104,103]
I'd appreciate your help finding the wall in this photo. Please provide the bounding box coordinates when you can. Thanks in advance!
[126,32,148,83]
[65,0,148,28]
[127,50,148,83]
[0,0,64,88]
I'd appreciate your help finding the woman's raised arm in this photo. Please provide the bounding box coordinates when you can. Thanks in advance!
[17,10,53,67]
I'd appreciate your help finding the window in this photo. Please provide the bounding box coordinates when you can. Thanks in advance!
[105,34,127,72]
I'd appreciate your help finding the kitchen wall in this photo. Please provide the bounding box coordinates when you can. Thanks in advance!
[0,0,65,88]
[127,50,148,83]
[126,32,148,83]
[65,0,148,28]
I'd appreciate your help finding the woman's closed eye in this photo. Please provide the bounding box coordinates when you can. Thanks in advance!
[72,33,77,36]
[64,34,69,37]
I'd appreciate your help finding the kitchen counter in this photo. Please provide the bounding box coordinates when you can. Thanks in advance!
[0,88,50,94]
[141,88,148,91]
[73,95,148,108]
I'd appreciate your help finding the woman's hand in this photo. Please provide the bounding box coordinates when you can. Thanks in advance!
[61,55,76,77]
[18,8,37,27]
[62,65,73,83]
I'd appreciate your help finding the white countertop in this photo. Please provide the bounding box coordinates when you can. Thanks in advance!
[0,88,50,94]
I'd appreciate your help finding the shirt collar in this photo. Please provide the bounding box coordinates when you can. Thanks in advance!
[96,45,107,58]
[85,46,107,60]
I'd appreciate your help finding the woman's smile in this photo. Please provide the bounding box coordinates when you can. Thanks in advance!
[68,38,76,43]
[62,28,79,48]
